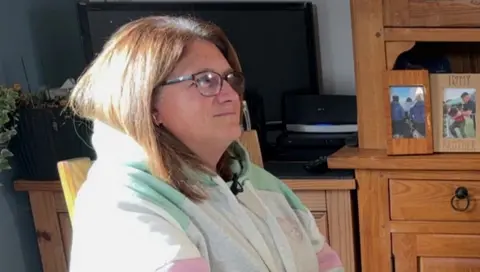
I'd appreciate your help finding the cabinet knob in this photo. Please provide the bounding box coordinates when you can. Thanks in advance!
[450,186,470,212]
[36,230,51,241]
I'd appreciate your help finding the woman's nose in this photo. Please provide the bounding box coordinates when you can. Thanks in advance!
[216,82,240,103]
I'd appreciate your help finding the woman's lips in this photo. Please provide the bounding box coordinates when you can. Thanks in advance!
[214,112,237,117]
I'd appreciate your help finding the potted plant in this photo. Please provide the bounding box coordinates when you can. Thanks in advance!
[9,83,96,181]
[0,84,20,171]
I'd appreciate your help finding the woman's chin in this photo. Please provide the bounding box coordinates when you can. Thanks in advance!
[224,124,242,141]
[210,123,242,144]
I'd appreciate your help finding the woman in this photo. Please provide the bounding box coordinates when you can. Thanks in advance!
[69,16,343,272]
[409,87,426,137]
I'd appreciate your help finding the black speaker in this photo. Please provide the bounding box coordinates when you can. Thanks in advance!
[283,94,357,125]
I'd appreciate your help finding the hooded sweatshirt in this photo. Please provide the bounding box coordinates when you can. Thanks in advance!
[69,121,344,272]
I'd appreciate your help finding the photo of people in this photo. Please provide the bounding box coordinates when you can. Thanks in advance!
[390,86,426,138]
[443,88,476,139]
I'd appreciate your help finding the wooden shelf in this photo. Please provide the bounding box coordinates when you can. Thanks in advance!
[384,28,480,42]
[328,147,480,171]
[283,179,355,190]
[14,180,61,191]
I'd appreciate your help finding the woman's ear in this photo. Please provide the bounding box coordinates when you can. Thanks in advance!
[152,111,162,126]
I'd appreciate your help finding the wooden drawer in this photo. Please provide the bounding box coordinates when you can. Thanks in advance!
[393,233,480,271]
[390,179,480,221]
[384,0,480,27]
[295,191,327,212]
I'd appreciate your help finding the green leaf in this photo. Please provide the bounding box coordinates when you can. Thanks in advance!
[0,148,13,157]
[0,86,19,148]
[0,132,11,144]
[0,157,11,171]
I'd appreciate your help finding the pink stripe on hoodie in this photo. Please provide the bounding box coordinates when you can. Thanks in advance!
[316,244,343,271]
[169,258,210,272]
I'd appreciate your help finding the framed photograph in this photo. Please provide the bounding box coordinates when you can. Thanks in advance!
[384,70,434,155]
[431,74,480,152]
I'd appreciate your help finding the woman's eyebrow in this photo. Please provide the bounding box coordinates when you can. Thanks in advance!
[191,67,235,75]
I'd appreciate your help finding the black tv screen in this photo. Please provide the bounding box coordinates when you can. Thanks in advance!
[77,1,319,125]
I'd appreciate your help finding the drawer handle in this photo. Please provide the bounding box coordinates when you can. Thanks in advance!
[36,230,51,241]
[450,187,470,212]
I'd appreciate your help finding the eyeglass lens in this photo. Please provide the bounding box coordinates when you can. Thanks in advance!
[194,71,244,96]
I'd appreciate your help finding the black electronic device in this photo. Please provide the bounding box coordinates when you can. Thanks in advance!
[77,1,320,126]
[274,131,357,162]
[303,155,329,174]
[282,94,357,133]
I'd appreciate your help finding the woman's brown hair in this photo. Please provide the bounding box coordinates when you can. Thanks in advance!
[69,16,243,201]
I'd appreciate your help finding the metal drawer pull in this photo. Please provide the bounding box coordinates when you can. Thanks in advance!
[450,187,470,212]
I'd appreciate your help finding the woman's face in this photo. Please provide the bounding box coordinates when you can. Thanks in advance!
[154,39,242,148]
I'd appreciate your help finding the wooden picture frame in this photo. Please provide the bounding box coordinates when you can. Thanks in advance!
[431,74,480,152]
[384,70,434,155]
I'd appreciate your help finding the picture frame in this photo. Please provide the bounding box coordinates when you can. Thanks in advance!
[431,74,480,152]
[384,70,434,155]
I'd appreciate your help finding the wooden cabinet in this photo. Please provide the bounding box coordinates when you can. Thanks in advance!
[287,179,358,272]
[342,1,480,270]
[329,148,480,272]
[15,178,357,272]
[20,189,71,272]
[384,0,480,27]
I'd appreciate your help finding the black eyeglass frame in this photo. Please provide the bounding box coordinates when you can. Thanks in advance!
[158,70,245,97]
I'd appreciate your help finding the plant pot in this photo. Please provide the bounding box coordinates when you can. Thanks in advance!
[10,108,96,181]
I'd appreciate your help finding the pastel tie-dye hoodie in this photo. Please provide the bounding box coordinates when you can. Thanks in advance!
[69,121,344,272]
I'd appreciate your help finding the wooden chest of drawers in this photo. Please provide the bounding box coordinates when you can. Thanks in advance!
[329,147,480,272]
[342,0,480,270]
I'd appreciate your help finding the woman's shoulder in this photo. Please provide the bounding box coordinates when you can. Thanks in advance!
[75,161,192,231]
[70,163,208,272]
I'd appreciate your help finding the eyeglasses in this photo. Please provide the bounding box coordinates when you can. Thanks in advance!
[160,70,245,97]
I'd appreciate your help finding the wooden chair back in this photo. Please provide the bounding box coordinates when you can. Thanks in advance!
[57,130,263,219]
[239,130,263,167]
[57,157,93,220]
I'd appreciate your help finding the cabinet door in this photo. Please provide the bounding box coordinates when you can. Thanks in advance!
[29,191,69,272]
[384,0,480,27]
[393,233,480,271]
[311,211,329,241]
[295,191,328,238]
[58,213,72,265]
[295,190,356,272]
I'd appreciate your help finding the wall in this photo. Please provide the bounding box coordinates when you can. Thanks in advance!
[314,0,354,95]
[0,0,83,271]
[1,0,84,91]
[0,1,43,271]
[0,171,42,272]
[0,1,354,271]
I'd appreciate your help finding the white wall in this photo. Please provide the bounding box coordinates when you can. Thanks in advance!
[313,0,354,95]
[94,0,356,95]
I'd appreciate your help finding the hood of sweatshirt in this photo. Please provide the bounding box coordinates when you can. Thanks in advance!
[90,120,251,185]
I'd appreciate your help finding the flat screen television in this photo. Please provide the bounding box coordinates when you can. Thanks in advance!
[77,1,320,127]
